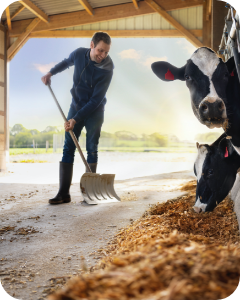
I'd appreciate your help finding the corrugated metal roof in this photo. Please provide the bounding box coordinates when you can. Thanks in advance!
[61,6,203,31]
[1,0,134,21]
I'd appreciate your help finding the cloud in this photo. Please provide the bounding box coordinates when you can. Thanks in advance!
[177,40,196,55]
[142,56,167,68]
[118,49,167,68]
[33,62,56,74]
[118,49,142,60]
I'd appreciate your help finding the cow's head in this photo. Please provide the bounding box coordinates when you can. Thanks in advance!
[193,136,238,212]
[151,47,235,129]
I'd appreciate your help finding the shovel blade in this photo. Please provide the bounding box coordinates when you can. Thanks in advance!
[80,173,120,205]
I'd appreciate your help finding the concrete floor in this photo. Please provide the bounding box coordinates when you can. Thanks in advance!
[0,159,195,300]
[1,151,240,300]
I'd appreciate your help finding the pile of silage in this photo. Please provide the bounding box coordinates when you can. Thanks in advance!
[48,180,240,300]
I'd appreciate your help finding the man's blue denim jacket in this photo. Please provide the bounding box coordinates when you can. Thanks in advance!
[50,47,114,123]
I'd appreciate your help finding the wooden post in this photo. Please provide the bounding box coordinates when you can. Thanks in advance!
[202,0,212,48]
[211,0,228,53]
[0,24,8,172]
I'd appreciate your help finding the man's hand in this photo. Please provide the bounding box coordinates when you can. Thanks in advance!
[64,119,76,132]
[41,72,52,85]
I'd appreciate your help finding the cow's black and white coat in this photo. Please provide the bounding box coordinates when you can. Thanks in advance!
[152,47,240,212]
[151,47,240,152]
[193,134,240,212]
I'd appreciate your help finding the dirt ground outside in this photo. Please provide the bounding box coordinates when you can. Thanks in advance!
[1,151,238,300]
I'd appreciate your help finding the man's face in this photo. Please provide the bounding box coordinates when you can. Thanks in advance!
[90,40,110,63]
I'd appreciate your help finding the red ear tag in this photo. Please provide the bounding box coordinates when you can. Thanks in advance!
[224,147,229,157]
[231,71,234,76]
[165,69,174,80]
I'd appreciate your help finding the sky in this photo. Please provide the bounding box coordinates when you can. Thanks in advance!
[1,0,240,142]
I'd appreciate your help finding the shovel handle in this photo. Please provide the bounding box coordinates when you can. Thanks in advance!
[47,83,92,173]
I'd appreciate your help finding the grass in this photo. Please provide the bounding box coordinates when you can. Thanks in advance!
[9,148,62,155]
[9,146,197,156]
[17,159,48,163]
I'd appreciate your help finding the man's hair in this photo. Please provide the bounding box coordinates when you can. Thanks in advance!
[92,32,111,47]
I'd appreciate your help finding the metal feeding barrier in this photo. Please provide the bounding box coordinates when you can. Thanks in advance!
[219,4,240,84]
[47,84,120,205]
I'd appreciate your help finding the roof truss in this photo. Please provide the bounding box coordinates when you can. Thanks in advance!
[5,0,206,61]
[0,0,48,23]
[145,0,203,48]
[7,18,41,60]
[5,7,11,30]
[19,0,49,23]
[29,29,202,38]
[9,0,204,37]
[10,5,25,21]
[78,0,94,16]
[132,0,139,9]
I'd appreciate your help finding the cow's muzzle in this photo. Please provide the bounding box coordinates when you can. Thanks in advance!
[199,98,227,128]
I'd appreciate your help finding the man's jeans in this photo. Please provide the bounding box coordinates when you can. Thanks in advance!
[62,105,104,164]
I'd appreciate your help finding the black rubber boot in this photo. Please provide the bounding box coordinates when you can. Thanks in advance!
[49,162,73,204]
[86,163,97,173]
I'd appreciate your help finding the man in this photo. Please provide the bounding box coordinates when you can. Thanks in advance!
[41,32,113,205]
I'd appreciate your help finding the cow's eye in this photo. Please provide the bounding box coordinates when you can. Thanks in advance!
[207,169,214,177]
[185,74,191,81]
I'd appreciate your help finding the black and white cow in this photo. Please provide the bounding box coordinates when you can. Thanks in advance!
[152,47,240,212]
[151,47,240,142]
[193,133,240,212]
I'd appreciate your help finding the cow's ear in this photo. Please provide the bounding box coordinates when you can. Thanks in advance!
[225,56,235,74]
[151,61,186,82]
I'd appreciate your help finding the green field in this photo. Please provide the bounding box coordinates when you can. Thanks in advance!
[9,148,62,155]
[10,146,197,155]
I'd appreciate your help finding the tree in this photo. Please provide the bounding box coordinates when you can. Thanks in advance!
[30,129,40,135]
[42,126,60,133]
[10,124,27,136]
[101,131,115,138]
[115,131,138,140]
[149,133,168,147]
[14,132,32,147]
[195,132,220,143]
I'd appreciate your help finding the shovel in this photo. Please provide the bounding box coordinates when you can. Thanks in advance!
[47,84,120,205]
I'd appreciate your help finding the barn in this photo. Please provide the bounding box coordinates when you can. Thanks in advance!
[1,1,240,300]
[0,0,230,171]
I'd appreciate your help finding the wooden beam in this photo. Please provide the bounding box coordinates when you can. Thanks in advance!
[0,82,5,88]
[7,18,41,59]
[9,1,204,37]
[206,0,212,21]
[3,5,25,27]
[8,37,30,61]
[5,7,11,31]
[78,0,94,16]
[151,0,204,12]
[11,5,25,20]
[132,0,139,9]
[0,54,4,60]
[0,111,4,116]
[145,0,203,48]
[29,29,202,38]
[19,0,49,23]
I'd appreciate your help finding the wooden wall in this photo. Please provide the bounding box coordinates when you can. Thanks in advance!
[0,24,8,172]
